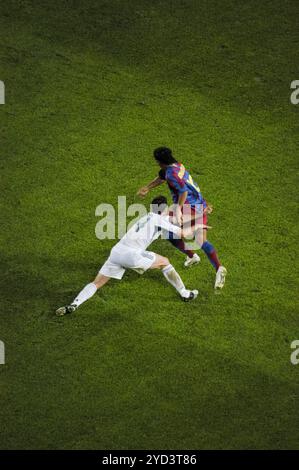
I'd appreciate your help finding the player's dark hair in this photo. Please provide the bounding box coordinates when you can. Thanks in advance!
[153,147,177,165]
[151,195,168,214]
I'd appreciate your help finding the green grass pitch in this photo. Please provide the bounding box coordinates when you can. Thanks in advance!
[0,0,298,450]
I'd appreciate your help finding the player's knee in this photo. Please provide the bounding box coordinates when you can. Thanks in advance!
[151,255,170,270]
[161,256,170,267]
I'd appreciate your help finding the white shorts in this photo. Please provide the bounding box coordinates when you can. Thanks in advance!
[99,244,156,280]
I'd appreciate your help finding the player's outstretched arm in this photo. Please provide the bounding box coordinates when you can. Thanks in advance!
[181,224,212,239]
[137,176,165,198]
[158,215,211,241]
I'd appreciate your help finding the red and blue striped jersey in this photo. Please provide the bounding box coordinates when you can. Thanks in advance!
[159,163,206,208]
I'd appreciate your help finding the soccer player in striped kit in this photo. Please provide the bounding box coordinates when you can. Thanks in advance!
[137,147,227,289]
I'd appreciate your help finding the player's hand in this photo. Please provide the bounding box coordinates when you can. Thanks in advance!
[194,224,212,231]
[205,203,213,214]
[137,187,149,198]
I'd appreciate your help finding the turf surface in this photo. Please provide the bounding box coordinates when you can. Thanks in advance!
[0,0,298,450]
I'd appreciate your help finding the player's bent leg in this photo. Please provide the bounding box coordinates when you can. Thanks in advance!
[200,237,227,288]
[186,209,227,288]
[150,254,198,302]
[149,254,170,270]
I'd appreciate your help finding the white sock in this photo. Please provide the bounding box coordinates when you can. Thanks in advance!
[72,282,97,308]
[162,265,186,296]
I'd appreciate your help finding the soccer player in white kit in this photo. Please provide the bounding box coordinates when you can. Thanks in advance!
[56,196,210,316]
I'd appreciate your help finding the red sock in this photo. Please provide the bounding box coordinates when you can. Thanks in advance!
[201,241,221,271]
[209,250,221,271]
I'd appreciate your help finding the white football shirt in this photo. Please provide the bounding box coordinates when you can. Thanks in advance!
[116,212,181,251]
